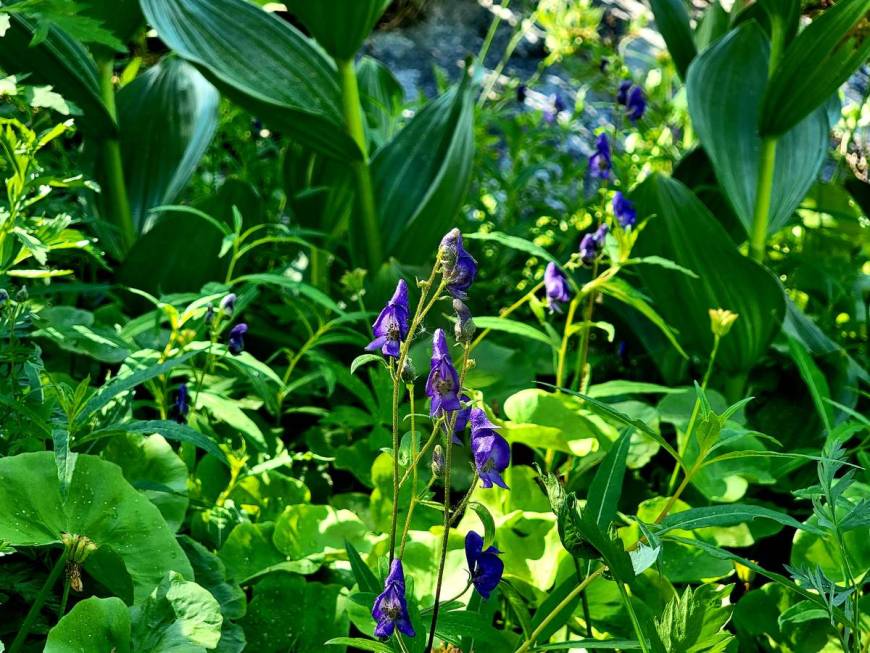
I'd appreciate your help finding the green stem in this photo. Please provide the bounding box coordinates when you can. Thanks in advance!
[616,582,651,653]
[337,58,382,270]
[749,136,777,263]
[58,574,71,618]
[96,58,135,254]
[10,549,68,653]
[389,358,401,562]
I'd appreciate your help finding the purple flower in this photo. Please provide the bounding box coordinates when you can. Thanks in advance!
[227,323,248,355]
[612,191,637,229]
[366,279,410,359]
[465,531,504,599]
[617,80,632,106]
[470,408,510,489]
[439,229,478,300]
[172,383,189,424]
[452,393,472,442]
[426,329,461,421]
[516,83,527,104]
[220,293,236,317]
[626,86,646,122]
[372,560,415,639]
[544,262,570,313]
[588,133,612,180]
[579,224,608,266]
[554,93,567,113]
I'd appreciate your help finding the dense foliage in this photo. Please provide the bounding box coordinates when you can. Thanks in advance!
[0,0,868,652]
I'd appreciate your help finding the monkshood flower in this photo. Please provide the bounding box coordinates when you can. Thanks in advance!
[579,224,608,266]
[544,93,567,124]
[372,559,415,639]
[439,229,477,299]
[227,323,248,355]
[365,279,410,359]
[173,383,189,424]
[453,299,476,344]
[612,191,636,229]
[626,85,646,122]
[588,133,612,180]
[516,83,527,104]
[453,394,472,437]
[617,80,631,105]
[465,530,504,599]
[426,329,461,421]
[544,262,570,313]
[220,293,237,317]
[470,408,510,489]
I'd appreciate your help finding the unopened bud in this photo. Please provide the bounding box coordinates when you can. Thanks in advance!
[453,299,476,343]
[439,228,461,270]
[220,293,237,317]
[709,308,738,338]
[431,445,445,478]
[400,357,416,384]
[15,286,27,302]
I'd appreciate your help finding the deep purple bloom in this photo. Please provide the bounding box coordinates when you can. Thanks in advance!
[544,262,570,313]
[612,191,637,229]
[366,279,410,358]
[470,408,510,489]
[465,530,504,599]
[227,323,248,355]
[453,393,472,440]
[516,83,527,104]
[426,329,461,421]
[372,559,415,639]
[220,293,237,317]
[588,133,612,180]
[626,86,646,122]
[617,80,632,105]
[554,93,567,113]
[172,383,189,424]
[579,224,608,266]
[439,229,477,299]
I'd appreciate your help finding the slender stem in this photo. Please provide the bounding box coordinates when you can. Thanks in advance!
[573,559,593,637]
[337,58,382,270]
[397,387,421,559]
[749,136,777,263]
[448,473,480,528]
[555,296,581,389]
[617,582,651,653]
[573,259,600,392]
[399,421,441,488]
[389,358,401,562]
[58,574,71,618]
[9,549,68,653]
[96,57,135,254]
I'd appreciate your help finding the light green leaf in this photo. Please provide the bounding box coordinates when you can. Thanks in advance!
[586,429,632,530]
[472,316,557,348]
[326,639,392,653]
[82,419,227,465]
[587,380,684,398]
[350,353,386,375]
[657,504,820,536]
[45,597,131,653]
[464,231,557,263]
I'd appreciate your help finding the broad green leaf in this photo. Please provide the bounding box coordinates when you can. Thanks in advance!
[694,1,730,51]
[472,316,557,348]
[657,504,820,536]
[357,56,404,152]
[218,522,285,583]
[116,57,219,233]
[326,638,392,652]
[732,584,831,652]
[273,504,367,562]
[45,597,131,653]
[464,231,557,263]
[285,0,391,60]
[372,75,475,262]
[140,0,359,160]
[786,336,833,434]
[435,609,516,649]
[632,174,785,373]
[586,429,632,530]
[131,571,223,652]
[761,0,870,136]
[178,536,246,620]
[82,420,227,465]
[0,15,115,136]
[80,0,143,42]
[648,0,697,80]
[686,21,828,236]
[0,453,192,602]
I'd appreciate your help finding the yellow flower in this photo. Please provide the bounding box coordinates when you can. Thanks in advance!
[709,308,739,338]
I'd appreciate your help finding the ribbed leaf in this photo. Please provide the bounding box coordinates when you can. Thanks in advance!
[686,21,828,236]
[0,15,115,136]
[371,75,475,262]
[648,0,697,80]
[761,0,870,136]
[586,429,632,530]
[140,0,359,160]
[631,174,785,373]
[471,316,556,348]
[82,0,144,43]
[117,57,219,232]
[356,56,404,152]
[285,0,391,60]
[657,504,821,535]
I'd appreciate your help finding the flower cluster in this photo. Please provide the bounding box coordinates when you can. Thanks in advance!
[588,133,612,180]
[617,80,646,122]
[579,224,609,265]
[612,191,636,230]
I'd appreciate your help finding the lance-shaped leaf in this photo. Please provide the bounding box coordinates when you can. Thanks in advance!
[116,56,219,233]
[648,0,697,80]
[656,504,822,536]
[140,0,360,160]
[586,429,632,530]
[371,74,475,263]
[631,174,785,373]
[686,21,828,236]
[0,15,115,136]
[0,452,193,602]
[285,0,392,61]
[761,0,870,137]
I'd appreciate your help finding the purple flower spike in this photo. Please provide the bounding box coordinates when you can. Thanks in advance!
[470,407,510,489]
[626,85,646,122]
[544,262,570,313]
[372,559,415,639]
[465,531,504,599]
[613,191,637,230]
[227,323,248,356]
[439,229,478,299]
[426,329,461,422]
[588,133,612,180]
[366,279,410,359]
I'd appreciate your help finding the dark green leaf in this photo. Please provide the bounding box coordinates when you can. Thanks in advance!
[45,597,131,653]
[657,504,822,536]
[284,0,391,60]
[786,336,833,434]
[346,540,380,594]
[648,0,697,80]
[586,429,632,530]
[82,420,227,465]
[325,639,392,653]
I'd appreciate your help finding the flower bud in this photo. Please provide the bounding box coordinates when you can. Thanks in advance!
[400,357,416,384]
[204,303,215,325]
[0,288,8,308]
[453,299,476,344]
[220,293,237,317]
[15,286,27,302]
[431,444,445,478]
[709,308,739,338]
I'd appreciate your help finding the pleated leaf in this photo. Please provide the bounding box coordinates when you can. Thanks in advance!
[648,0,697,80]
[284,0,392,60]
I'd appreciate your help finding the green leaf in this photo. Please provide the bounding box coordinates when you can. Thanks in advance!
[79,0,144,43]
[657,504,821,536]
[694,1,730,51]
[140,0,359,160]
[273,504,367,562]
[235,273,345,314]
[357,55,404,152]
[631,174,785,373]
[464,231,557,263]
[586,429,632,530]
[469,501,497,549]
[652,584,735,653]
[626,255,698,278]
[350,353,386,375]
[284,0,390,60]
[116,56,219,233]
[131,571,223,652]
[45,597,131,653]
[761,0,870,136]
[472,316,557,348]
[786,336,833,434]
[372,76,475,262]
[0,452,192,602]
[587,381,684,398]
[346,540,380,594]
[325,638,392,653]
[686,21,828,236]
[648,0,697,80]
[532,639,641,650]
[178,536,246,621]
[81,420,227,465]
